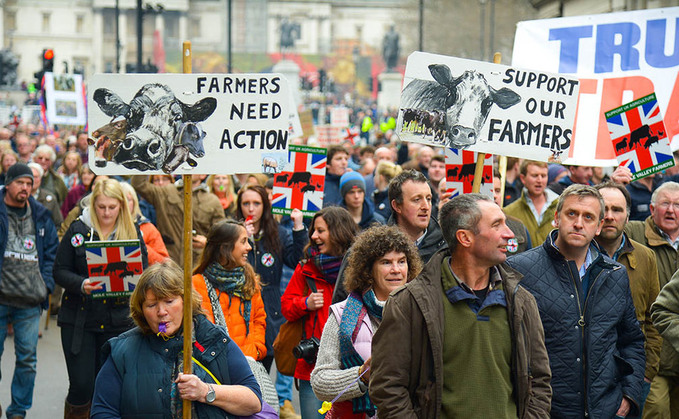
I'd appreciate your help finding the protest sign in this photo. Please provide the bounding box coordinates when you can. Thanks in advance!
[271,144,326,217]
[86,240,143,299]
[299,109,314,137]
[330,106,350,128]
[315,125,345,146]
[87,73,291,175]
[398,51,580,163]
[606,93,673,181]
[513,7,679,166]
[44,72,86,126]
[445,148,493,197]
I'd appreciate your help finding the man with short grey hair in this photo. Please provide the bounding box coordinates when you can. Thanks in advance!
[31,144,67,206]
[371,194,551,418]
[508,184,645,418]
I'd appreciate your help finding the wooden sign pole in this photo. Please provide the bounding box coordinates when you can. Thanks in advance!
[472,52,502,193]
[182,40,194,419]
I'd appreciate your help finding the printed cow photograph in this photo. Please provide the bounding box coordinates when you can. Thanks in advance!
[400,63,521,149]
[90,83,217,173]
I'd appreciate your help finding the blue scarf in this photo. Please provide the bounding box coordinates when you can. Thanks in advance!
[203,263,252,335]
[305,246,343,285]
[338,291,379,415]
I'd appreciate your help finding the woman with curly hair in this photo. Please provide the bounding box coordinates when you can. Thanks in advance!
[310,225,422,418]
[192,220,267,361]
[281,206,358,418]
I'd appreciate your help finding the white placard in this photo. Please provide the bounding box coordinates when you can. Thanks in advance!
[44,73,86,126]
[513,7,679,165]
[87,73,291,175]
[398,52,580,163]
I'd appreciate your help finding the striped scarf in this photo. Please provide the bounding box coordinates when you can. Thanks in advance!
[203,263,252,335]
[305,246,343,284]
[338,291,379,415]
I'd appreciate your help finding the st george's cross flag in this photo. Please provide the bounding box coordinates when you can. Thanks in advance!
[606,93,674,181]
[86,240,143,298]
[272,145,326,217]
[445,148,493,198]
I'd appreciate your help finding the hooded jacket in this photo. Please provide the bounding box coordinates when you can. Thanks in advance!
[341,197,385,231]
[507,231,645,418]
[0,187,58,309]
[370,249,552,418]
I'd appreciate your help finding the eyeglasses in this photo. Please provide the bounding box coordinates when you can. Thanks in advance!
[655,201,679,210]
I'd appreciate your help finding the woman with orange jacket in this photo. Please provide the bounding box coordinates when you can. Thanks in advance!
[192,219,267,360]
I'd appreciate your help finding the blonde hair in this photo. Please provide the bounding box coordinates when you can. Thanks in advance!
[61,151,83,176]
[119,181,142,219]
[90,178,138,241]
[376,160,403,183]
[207,174,236,198]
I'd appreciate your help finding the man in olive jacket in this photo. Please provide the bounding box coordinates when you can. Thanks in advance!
[625,181,679,417]
[651,269,679,418]
[370,194,551,418]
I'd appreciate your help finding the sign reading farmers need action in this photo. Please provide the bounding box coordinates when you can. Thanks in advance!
[87,73,291,175]
[606,93,673,181]
[398,51,580,163]
[271,145,326,217]
[445,148,493,198]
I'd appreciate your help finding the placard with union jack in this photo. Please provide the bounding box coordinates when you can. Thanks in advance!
[445,148,493,198]
[85,240,143,299]
[271,145,326,217]
[606,93,674,181]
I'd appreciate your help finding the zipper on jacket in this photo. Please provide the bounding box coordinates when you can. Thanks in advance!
[565,261,588,417]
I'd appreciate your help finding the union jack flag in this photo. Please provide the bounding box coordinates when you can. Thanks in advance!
[607,93,673,180]
[86,240,143,298]
[445,148,493,198]
[271,145,326,217]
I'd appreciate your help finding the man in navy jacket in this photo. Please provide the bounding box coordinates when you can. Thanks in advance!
[508,184,645,418]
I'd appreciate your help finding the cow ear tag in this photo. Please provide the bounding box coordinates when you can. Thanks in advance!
[71,233,85,247]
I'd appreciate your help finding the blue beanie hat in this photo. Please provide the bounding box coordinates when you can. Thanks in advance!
[340,171,366,197]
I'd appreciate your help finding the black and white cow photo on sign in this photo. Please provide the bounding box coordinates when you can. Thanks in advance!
[88,73,292,175]
[398,52,580,162]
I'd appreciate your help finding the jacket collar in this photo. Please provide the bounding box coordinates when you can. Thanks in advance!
[643,216,675,247]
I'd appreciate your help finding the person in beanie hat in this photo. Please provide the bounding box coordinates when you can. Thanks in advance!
[0,162,59,418]
[340,171,385,231]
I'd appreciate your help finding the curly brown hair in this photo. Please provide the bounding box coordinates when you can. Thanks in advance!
[343,225,422,294]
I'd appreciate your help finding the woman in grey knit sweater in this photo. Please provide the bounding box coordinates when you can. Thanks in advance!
[310,225,422,418]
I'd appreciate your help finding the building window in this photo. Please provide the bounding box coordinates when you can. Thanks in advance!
[5,12,16,31]
[188,17,200,39]
[103,9,115,34]
[76,15,84,34]
[42,13,51,33]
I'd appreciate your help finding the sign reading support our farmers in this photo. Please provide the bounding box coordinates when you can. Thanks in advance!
[87,73,291,175]
[445,148,493,198]
[513,7,679,166]
[397,51,580,163]
[271,145,326,217]
[606,93,674,181]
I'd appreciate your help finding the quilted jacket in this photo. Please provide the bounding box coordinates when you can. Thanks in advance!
[507,231,645,419]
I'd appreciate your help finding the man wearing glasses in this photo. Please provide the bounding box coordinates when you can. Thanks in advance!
[626,181,679,418]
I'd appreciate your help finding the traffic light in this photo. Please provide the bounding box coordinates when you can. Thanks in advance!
[42,49,54,73]
[34,48,54,86]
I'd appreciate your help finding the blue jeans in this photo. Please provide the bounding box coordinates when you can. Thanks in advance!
[297,379,323,419]
[0,305,41,418]
[276,371,293,404]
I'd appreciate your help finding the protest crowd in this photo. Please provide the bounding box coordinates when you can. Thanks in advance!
[1,99,679,419]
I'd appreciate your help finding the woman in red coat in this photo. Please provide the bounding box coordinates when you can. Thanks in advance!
[281,207,358,418]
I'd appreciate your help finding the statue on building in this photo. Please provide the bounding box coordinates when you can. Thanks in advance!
[382,25,400,72]
[280,18,301,54]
